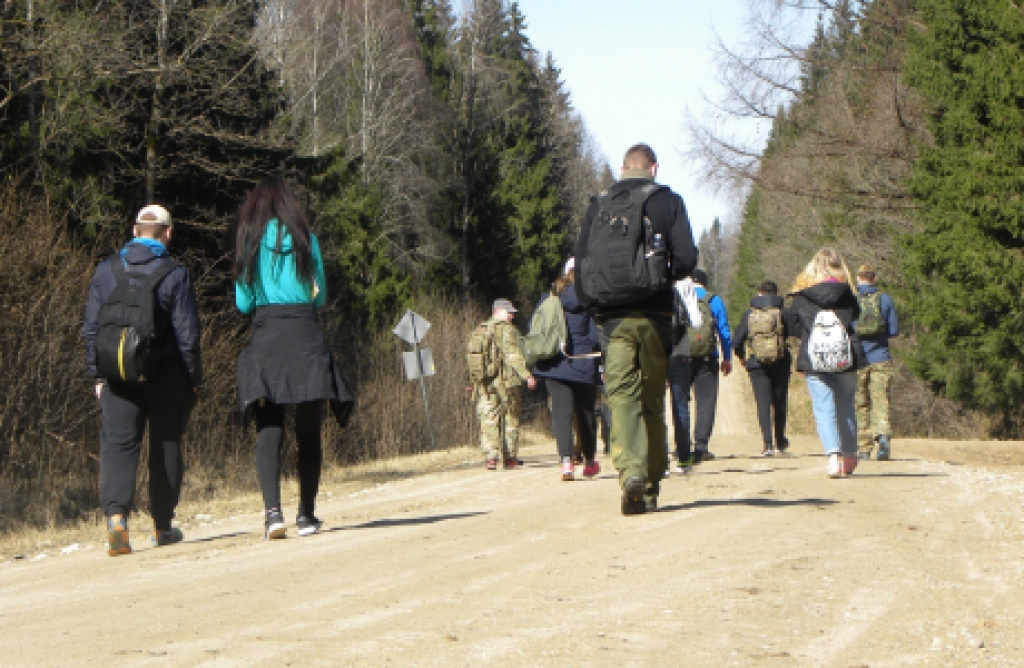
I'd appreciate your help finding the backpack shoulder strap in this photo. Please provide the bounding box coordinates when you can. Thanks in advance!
[140,260,180,293]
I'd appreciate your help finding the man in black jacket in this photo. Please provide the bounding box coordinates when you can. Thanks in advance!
[83,204,202,556]
[733,281,791,456]
[575,144,698,514]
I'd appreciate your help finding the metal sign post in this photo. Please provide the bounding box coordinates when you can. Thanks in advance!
[393,310,437,451]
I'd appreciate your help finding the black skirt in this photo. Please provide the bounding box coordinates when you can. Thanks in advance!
[237,304,354,427]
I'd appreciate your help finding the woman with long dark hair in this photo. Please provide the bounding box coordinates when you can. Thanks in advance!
[234,176,353,539]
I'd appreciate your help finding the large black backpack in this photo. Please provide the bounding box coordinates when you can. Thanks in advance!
[577,183,669,307]
[95,259,178,383]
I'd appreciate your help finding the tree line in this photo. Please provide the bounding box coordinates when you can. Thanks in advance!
[0,0,610,530]
[690,0,1023,438]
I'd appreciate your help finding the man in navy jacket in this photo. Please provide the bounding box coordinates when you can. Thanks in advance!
[853,264,899,460]
[83,205,201,556]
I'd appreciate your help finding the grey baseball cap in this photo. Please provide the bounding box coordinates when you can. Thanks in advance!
[492,298,517,313]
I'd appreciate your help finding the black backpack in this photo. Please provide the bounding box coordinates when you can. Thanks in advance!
[578,183,669,307]
[95,259,178,383]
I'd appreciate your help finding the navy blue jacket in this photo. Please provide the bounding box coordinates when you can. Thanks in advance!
[733,294,792,371]
[83,241,202,387]
[532,284,601,385]
[855,284,899,365]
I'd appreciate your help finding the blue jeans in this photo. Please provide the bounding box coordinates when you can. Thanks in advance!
[805,372,858,456]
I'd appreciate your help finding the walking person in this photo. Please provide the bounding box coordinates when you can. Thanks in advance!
[575,143,698,514]
[667,269,733,472]
[467,299,537,470]
[83,204,201,556]
[532,266,602,481]
[853,265,899,460]
[785,248,867,478]
[733,281,792,457]
[234,176,353,540]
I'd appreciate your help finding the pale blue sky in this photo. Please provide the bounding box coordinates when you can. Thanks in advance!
[514,0,763,237]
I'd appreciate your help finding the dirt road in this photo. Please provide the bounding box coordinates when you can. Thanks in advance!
[2,372,1024,667]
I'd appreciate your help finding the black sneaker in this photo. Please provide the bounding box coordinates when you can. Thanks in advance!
[265,509,287,540]
[621,477,646,516]
[296,514,323,537]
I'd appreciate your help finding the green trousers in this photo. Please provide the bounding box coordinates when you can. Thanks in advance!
[476,385,521,461]
[598,313,672,498]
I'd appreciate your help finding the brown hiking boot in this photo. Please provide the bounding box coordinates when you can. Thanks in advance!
[107,515,132,557]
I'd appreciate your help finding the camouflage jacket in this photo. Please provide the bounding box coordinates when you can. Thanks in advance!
[490,317,531,389]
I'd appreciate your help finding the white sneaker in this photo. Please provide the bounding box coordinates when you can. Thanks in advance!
[673,463,691,475]
[827,453,845,478]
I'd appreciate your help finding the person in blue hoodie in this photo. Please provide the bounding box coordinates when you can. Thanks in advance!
[532,262,602,481]
[667,269,733,472]
[234,176,353,540]
[853,264,899,460]
[83,204,201,556]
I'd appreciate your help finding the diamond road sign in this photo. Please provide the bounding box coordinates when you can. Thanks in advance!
[393,310,430,346]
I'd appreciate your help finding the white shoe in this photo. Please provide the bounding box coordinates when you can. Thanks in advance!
[827,453,845,478]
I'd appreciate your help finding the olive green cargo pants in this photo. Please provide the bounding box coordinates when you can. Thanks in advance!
[597,313,673,498]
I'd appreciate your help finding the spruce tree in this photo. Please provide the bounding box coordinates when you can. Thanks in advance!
[903,0,1024,429]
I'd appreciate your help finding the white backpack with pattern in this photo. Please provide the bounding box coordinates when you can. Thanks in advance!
[807,309,853,372]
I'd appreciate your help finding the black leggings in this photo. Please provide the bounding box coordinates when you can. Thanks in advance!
[255,400,323,516]
[546,378,598,461]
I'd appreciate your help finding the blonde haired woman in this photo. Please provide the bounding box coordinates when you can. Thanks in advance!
[785,248,867,477]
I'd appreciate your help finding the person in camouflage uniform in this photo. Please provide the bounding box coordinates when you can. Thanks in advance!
[474,298,536,470]
[854,265,899,460]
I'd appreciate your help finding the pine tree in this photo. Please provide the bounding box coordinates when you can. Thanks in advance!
[903,0,1024,430]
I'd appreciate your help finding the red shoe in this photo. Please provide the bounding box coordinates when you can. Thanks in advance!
[842,455,858,476]
[485,459,498,470]
[582,461,601,478]
[503,458,519,469]
[561,461,574,481]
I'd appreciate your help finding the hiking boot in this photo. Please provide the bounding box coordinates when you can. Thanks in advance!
[644,496,658,513]
[107,515,132,557]
[296,514,324,537]
[265,509,287,540]
[582,460,601,479]
[561,460,574,481]
[485,458,498,471]
[876,435,891,461]
[152,527,184,547]
[621,477,646,516]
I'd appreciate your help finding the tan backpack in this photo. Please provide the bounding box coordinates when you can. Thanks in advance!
[748,306,785,364]
[466,321,500,383]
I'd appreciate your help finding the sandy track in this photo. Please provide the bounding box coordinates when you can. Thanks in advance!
[2,372,1024,667]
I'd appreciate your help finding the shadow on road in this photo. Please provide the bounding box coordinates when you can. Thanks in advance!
[188,531,254,544]
[848,473,948,479]
[325,511,490,532]
[657,498,839,513]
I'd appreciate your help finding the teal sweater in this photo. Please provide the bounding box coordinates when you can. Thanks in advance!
[235,219,327,315]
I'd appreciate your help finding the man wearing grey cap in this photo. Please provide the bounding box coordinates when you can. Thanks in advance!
[468,298,536,470]
[83,204,202,556]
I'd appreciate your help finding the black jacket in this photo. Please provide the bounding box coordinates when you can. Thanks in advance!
[532,284,601,384]
[785,282,867,373]
[574,178,698,315]
[733,294,792,371]
[83,241,202,387]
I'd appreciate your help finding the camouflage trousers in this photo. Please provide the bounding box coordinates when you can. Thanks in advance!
[476,385,522,462]
[856,360,893,452]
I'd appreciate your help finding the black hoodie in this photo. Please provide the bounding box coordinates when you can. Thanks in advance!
[733,294,791,371]
[785,281,867,373]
